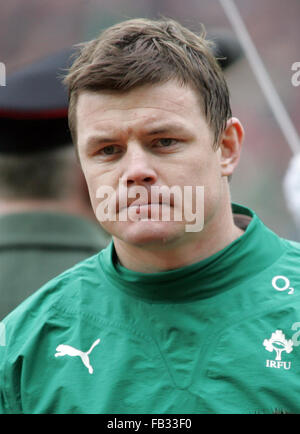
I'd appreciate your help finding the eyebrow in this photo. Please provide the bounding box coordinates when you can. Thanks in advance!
[85,135,119,150]
[85,122,190,148]
[143,122,194,138]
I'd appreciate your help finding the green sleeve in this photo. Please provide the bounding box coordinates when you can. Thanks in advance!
[0,343,11,414]
[0,323,22,414]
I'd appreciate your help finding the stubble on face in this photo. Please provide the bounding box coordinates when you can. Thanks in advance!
[76,80,226,252]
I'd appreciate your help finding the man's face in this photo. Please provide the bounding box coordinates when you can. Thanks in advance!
[76,80,228,247]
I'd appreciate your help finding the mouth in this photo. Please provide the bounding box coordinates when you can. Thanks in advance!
[124,202,174,222]
[128,202,169,215]
[118,199,173,214]
[116,187,175,214]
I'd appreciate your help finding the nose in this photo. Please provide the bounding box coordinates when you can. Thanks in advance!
[121,144,157,187]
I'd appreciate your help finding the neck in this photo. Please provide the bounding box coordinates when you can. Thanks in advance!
[113,200,244,273]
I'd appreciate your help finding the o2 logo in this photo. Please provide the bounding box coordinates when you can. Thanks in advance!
[272,275,294,295]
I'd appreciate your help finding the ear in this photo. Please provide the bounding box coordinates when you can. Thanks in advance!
[219,117,244,177]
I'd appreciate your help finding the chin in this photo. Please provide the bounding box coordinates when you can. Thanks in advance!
[110,220,186,247]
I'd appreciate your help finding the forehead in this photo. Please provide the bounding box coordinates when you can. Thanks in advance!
[75,81,205,138]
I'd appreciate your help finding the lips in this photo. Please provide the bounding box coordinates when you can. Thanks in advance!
[116,188,174,214]
[119,199,171,213]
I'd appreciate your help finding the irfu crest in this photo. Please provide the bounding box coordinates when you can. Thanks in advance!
[263,330,293,361]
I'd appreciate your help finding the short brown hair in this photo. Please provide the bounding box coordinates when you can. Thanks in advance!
[0,147,77,200]
[63,17,232,148]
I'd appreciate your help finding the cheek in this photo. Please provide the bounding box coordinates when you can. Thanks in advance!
[80,166,106,211]
[181,154,222,217]
[179,155,220,187]
[83,172,121,225]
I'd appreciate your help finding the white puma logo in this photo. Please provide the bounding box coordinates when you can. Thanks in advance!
[55,338,100,374]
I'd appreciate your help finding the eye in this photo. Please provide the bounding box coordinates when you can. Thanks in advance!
[97,145,123,156]
[154,138,178,148]
[102,145,119,155]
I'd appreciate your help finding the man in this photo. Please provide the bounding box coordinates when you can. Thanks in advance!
[1,18,299,414]
[0,49,110,319]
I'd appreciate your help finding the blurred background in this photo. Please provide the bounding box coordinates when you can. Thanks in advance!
[1,0,300,240]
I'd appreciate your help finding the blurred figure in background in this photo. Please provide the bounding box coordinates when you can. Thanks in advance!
[0,49,110,319]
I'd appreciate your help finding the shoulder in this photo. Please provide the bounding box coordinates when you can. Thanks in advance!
[283,237,300,252]
[0,246,115,413]
[279,236,300,263]
[0,250,105,412]
[1,251,104,351]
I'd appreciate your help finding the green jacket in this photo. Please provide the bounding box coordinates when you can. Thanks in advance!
[1,204,300,414]
[0,211,110,319]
